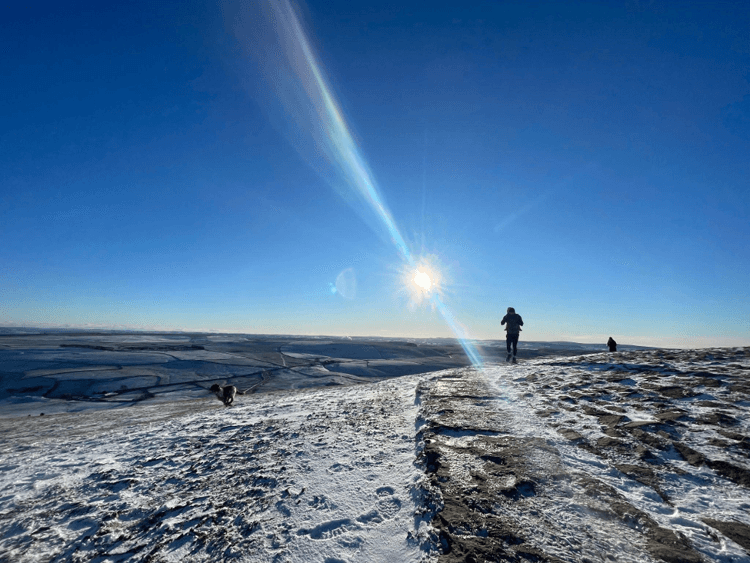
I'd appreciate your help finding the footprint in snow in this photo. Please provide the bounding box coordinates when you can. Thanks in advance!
[298,518,358,540]
[300,488,403,541]
[355,487,402,525]
[375,486,394,496]
[317,505,396,532]
[337,536,363,550]
[356,510,384,525]
[375,496,402,519]
[308,495,335,510]
[328,463,353,473]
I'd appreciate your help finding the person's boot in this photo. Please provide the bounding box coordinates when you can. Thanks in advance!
[506,353,511,362]
[512,355,517,364]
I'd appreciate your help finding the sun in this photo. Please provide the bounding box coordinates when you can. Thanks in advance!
[413,270,432,291]
[397,253,448,309]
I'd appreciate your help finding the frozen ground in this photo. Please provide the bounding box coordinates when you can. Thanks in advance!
[0,330,629,418]
[0,331,475,418]
[0,376,430,562]
[0,332,748,562]
[419,348,750,562]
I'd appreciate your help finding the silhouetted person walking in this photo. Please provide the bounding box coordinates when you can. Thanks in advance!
[501,307,523,363]
[607,337,617,352]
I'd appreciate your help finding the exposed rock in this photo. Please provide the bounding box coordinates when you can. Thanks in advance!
[703,518,750,551]
[416,348,750,562]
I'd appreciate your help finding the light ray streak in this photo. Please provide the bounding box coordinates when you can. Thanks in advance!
[263,0,412,263]
[244,0,484,369]
[431,294,484,368]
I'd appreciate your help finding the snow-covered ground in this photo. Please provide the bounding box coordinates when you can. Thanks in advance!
[418,348,750,562]
[488,350,750,557]
[1,333,748,562]
[0,376,434,562]
[0,332,471,418]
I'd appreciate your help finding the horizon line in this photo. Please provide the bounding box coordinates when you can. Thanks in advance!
[1,324,747,350]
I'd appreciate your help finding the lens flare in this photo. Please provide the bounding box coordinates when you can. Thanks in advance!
[401,259,441,307]
[236,0,484,370]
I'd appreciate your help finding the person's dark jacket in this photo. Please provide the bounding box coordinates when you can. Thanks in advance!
[501,313,524,335]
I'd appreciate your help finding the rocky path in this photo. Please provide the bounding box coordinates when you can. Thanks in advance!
[416,348,750,563]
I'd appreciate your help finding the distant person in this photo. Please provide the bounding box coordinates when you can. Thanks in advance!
[501,307,524,363]
[607,337,617,352]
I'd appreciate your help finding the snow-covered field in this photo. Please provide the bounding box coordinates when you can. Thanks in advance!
[0,376,431,562]
[1,332,748,562]
[0,331,472,418]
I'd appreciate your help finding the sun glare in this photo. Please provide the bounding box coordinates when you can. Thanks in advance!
[413,270,432,291]
[398,255,446,309]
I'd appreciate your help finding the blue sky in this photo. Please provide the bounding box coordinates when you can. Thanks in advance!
[2,0,749,347]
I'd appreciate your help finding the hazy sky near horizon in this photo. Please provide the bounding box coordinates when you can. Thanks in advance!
[2,0,749,348]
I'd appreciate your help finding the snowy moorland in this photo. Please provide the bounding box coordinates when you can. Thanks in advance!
[0,331,476,418]
[0,332,748,562]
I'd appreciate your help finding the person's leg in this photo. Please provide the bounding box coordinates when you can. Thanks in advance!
[512,334,519,357]
[506,337,512,360]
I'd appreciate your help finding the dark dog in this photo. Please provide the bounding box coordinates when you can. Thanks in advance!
[210,383,239,406]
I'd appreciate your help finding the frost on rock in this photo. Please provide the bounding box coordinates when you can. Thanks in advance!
[416,348,750,563]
